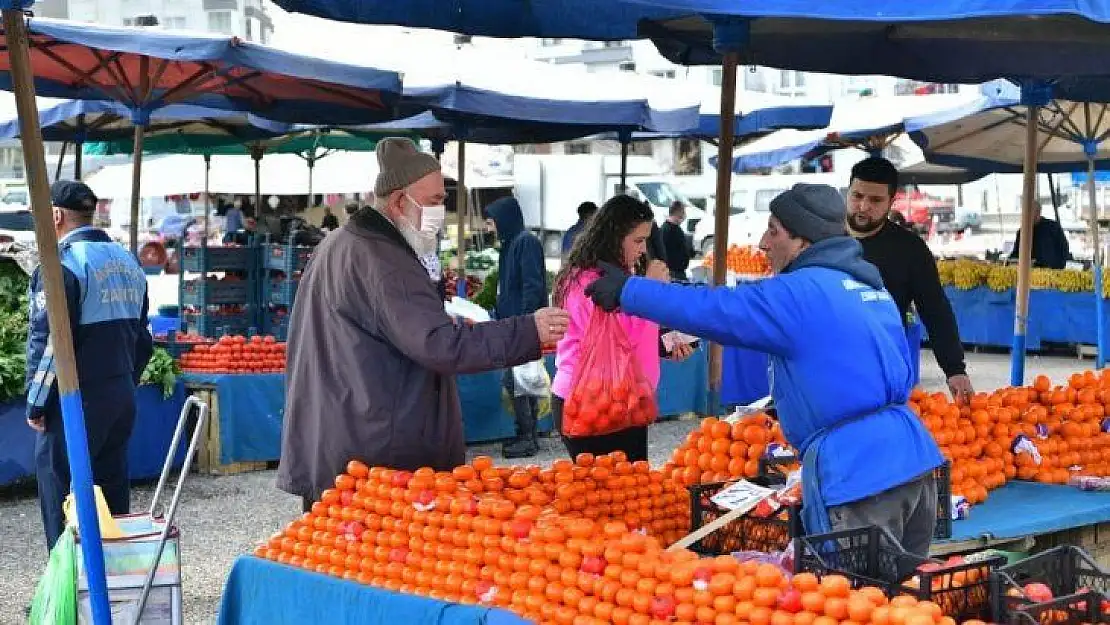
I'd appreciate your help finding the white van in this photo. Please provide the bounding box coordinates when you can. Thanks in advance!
[692,172,849,255]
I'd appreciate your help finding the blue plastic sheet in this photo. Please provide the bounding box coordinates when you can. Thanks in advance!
[944,287,1110,349]
[218,556,531,625]
[945,481,1110,542]
[0,383,188,486]
[182,373,285,465]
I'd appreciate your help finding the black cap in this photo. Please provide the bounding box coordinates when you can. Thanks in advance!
[50,180,97,213]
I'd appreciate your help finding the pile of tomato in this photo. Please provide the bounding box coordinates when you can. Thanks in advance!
[563,376,658,437]
[177,334,286,374]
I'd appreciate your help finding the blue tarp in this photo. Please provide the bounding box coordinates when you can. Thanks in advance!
[218,556,531,625]
[0,383,188,486]
[0,17,403,124]
[944,286,1110,350]
[947,481,1110,542]
[181,373,285,465]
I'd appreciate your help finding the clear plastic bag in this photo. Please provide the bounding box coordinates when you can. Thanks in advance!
[563,307,658,437]
[30,526,77,625]
[512,360,550,398]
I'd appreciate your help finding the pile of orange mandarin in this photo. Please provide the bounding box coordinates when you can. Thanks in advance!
[662,414,795,487]
[703,245,771,276]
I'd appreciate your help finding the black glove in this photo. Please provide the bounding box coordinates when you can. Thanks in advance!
[585,261,630,312]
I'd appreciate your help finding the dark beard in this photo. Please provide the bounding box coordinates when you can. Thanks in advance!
[848,214,885,235]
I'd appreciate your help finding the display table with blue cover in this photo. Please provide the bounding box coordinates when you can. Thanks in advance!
[183,346,711,464]
[942,481,1110,544]
[0,382,188,486]
[945,286,1110,349]
[218,556,531,625]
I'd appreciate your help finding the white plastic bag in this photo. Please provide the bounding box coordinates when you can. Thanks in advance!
[444,297,491,323]
[512,360,550,398]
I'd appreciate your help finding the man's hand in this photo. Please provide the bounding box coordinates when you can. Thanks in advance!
[947,374,974,403]
[534,307,570,345]
[27,416,43,433]
[668,342,695,362]
[646,260,670,283]
[585,261,630,312]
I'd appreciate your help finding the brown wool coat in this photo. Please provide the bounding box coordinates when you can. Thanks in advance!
[276,208,541,500]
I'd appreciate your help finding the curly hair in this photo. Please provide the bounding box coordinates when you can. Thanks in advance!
[553,195,655,307]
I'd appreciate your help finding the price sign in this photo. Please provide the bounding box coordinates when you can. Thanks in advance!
[709,480,776,512]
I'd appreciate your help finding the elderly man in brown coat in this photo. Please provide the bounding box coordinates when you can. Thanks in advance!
[278,138,569,510]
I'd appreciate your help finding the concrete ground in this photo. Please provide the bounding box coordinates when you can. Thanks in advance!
[0,348,1093,624]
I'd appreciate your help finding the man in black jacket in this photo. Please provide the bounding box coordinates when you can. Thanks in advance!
[1007,201,1071,269]
[660,200,693,280]
[847,157,973,401]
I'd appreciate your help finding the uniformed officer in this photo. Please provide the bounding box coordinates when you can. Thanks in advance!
[27,180,153,549]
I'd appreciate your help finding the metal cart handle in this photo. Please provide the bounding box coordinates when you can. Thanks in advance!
[133,394,209,625]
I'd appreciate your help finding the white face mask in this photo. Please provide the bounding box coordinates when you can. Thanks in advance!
[397,195,440,257]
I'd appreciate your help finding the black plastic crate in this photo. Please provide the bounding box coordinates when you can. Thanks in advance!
[181,246,253,273]
[265,244,313,273]
[933,462,953,540]
[1010,590,1110,625]
[181,279,251,306]
[991,546,1110,624]
[182,312,257,338]
[267,279,299,306]
[688,477,802,556]
[796,525,1004,620]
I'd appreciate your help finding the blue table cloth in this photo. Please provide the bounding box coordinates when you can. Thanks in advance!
[945,481,1110,543]
[943,287,1110,350]
[0,382,188,486]
[218,556,531,625]
[182,373,285,465]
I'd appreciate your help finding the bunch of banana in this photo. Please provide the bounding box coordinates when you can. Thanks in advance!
[1051,268,1092,293]
[1029,268,1057,290]
[952,259,988,290]
[936,260,956,286]
[987,265,1018,292]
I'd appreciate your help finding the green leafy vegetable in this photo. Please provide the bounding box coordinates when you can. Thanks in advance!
[140,348,181,399]
[473,271,498,311]
[0,258,29,404]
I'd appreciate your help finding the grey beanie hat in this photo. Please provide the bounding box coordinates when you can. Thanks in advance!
[769,183,848,243]
[373,137,441,197]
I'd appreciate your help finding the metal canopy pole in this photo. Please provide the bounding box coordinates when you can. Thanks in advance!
[1010,104,1040,386]
[1,9,113,624]
[707,51,739,416]
[1083,103,1105,368]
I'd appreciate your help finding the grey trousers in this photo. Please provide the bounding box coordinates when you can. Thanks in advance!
[828,471,938,561]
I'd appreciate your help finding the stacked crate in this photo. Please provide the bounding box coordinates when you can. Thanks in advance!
[261,242,313,340]
[178,245,259,338]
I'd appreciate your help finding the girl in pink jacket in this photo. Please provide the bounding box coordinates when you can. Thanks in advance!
[551,195,694,461]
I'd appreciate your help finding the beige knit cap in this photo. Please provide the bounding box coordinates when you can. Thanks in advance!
[373,137,441,197]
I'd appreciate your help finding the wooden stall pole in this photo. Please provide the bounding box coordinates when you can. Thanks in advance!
[1010,104,1039,386]
[707,52,739,416]
[127,56,149,256]
[456,140,468,296]
[1,9,113,624]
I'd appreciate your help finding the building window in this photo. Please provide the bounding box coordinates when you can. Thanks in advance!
[122,17,133,26]
[245,17,253,40]
[743,68,767,93]
[208,11,233,34]
[710,68,723,86]
[603,40,626,48]
[649,70,676,80]
[618,61,636,72]
[565,142,591,155]
[627,141,653,157]
[162,16,186,29]
[540,38,563,46]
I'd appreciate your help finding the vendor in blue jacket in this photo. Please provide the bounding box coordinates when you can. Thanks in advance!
[586,183,945,558]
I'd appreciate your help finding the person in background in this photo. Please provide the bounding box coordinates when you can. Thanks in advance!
[320,206,340,231]
[648,220,668,265]
[847,157,973,402]
[279,138,570,511]
[551,195,693,463]
[1008,201,1071,269]
[224,197,244,234]
[344,201,360,220]
[585,184,944,558]
[28,180,153,549]
[485,197,549,459]
[562,201,598,256]
[661,200,693,280]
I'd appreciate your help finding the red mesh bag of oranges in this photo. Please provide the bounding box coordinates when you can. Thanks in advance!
[562,308,658,437]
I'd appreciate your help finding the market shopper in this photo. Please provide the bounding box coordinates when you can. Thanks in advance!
[485,197,549,459]
[562,201,598,255]
[585,184,945,557]
[552,195,694,463]
[661,200,693,280]
[278,138,569,510]
[1008,200,1071,269]
[848,157,973,401]
[28,180,154,550]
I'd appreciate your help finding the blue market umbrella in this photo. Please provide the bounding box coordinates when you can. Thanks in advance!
[0,14,404,253]
[907,81,1110,370]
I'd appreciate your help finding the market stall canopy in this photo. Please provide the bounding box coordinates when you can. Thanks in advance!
[908,81,1110,173]
[618,0,1110,86]
[85,151,380,197]
[0,15,404,124]
[0,96,293,143]
[272,0,685,39]
[83,127,387,157]
[284,38,701,137]
[722,93,996,172]
[897,161,988,186]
